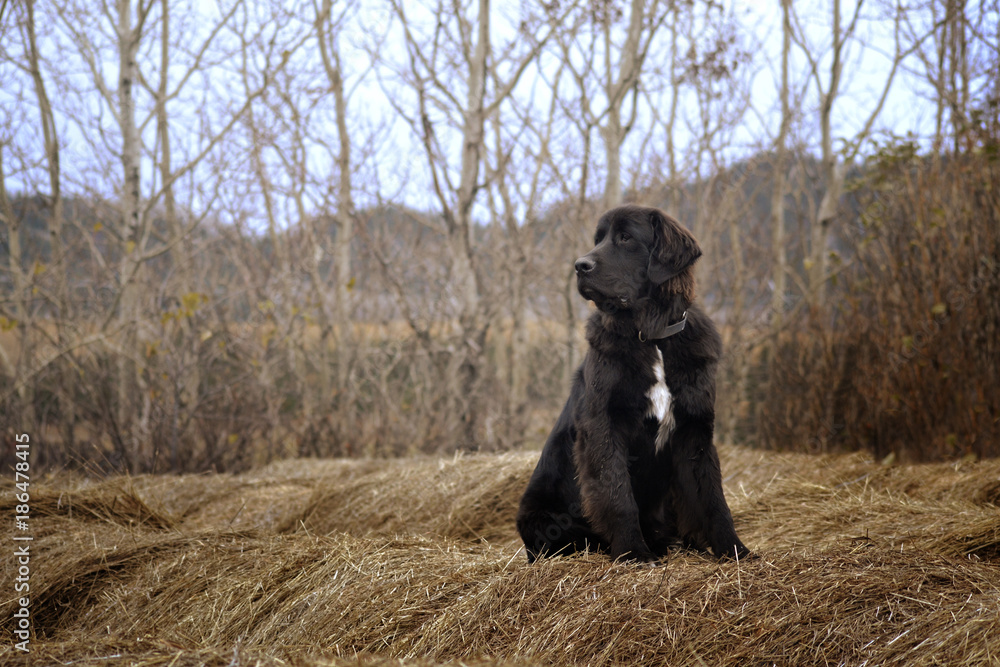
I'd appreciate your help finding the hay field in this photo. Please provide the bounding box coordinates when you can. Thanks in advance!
[3,445,1000,666]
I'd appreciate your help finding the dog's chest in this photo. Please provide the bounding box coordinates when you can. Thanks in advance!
[645,347,675,452]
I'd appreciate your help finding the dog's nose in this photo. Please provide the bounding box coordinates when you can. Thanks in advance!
[575,257,596,274]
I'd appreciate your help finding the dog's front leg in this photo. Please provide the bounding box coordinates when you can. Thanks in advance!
[574,425,656,562]
[668,412,749,560]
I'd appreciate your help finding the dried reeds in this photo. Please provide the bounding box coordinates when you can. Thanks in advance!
[3,445,1000,666]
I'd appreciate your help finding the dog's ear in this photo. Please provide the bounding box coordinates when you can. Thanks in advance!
[647,209,702,285]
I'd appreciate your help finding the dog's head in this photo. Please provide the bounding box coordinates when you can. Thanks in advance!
[575,205,701,313]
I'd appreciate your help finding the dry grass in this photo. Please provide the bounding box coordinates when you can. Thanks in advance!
[3,445,1000,666]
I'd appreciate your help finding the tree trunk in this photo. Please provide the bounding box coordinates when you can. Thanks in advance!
[154,0,194,471]
[665,14,680,214]
[808,0,844,309]
[600,0,648,211]
[327,4,356,395]
[116,0,147,470]
[0,148,34,428]
[449,0,490,449]
[602,110,624,210]
[771,0,792,325]
[25,0,68,450]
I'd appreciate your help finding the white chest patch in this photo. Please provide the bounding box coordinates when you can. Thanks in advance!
[645,348,675,453]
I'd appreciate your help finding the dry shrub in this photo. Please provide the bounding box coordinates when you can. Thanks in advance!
[758,148,1000,460]
[0,304,567,476]
[754,322,861,455]
[3,446,1000,665]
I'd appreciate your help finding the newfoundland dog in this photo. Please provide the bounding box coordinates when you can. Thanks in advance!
[516,205,749,563]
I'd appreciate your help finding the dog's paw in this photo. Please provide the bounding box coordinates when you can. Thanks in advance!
[612,548,660,567]
[716,543,754,562]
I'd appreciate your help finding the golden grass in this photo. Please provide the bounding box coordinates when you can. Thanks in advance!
[3,445,1000,665]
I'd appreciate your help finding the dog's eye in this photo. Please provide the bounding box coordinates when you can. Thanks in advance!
[618,233,631,244]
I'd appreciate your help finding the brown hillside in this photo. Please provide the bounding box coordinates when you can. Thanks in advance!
[3,445,1000,666]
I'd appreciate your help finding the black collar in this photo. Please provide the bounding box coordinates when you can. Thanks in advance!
[638,311,687,343]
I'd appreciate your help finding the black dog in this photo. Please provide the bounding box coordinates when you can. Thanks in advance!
[516,205,749,563]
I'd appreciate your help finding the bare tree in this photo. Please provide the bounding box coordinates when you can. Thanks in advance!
[790,0,903,307]
[550,0,666,211]
[482,53,571,445]
[5,0,304,469]
[383,0,564,449]
[230,0,364,456]
[22,0,65,313]
[21,0,78,453]
[599,0,665,209]
[315,0,357,400]
[898,0,997,151]
[771,0,792,327]
[0,144,31,423]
